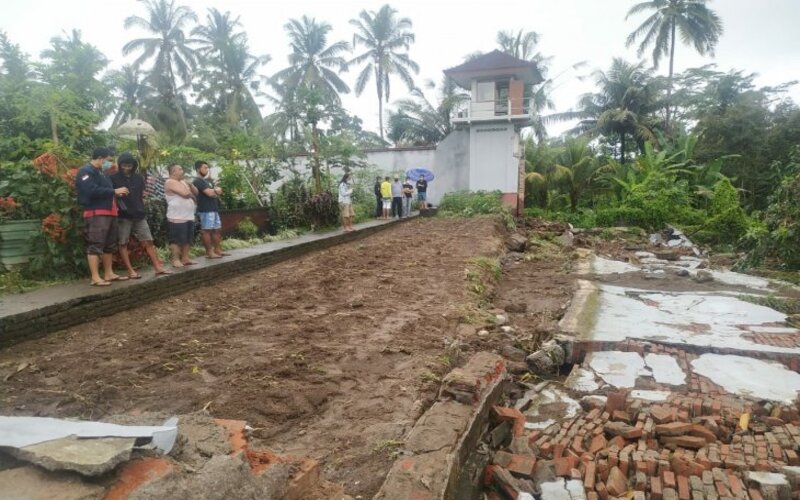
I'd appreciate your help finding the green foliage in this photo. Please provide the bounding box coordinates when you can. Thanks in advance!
[303,191,339,229]
[703,178,748,243]
[621,174,692,230]
[236,217,259,239]
[439,191,503,217]
[743,172,800,269]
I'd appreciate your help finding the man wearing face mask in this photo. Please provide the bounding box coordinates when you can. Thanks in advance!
[76,147,129,286]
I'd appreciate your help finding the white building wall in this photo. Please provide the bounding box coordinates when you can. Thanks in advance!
[468,124,519,194]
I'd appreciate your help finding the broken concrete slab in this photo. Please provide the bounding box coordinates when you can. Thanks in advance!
[587,351,649,388]
[9,436,136,476]
[0,415,178,452]
[0,465,104,500]
[690,354,800,403]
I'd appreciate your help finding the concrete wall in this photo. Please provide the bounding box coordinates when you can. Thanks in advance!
[429,129,470,205]
[468,124,519,194]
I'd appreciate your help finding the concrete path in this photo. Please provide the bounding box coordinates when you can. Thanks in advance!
[0,215,416,344]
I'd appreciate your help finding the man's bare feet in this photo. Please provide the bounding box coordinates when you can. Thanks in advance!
[172,260,184,268]
[206,254,222,259]
[104,274,129,282]
[155,268,174,275]
[182,260,197,266]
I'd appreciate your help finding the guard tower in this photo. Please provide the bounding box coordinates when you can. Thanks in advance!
[444,50,543,213]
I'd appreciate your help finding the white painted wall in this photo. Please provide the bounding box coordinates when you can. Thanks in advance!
[468,124,519,194]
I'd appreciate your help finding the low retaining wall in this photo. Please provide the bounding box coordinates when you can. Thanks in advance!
[0,219,410,347]
[374,352,507,500]
[219,208,271,237]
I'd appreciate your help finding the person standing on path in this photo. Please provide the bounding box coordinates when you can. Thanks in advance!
[380,176,392,220]
[76,147,130,286]
[415,176,428,210]
[373,176,382,219]
[110,153,172,278]
[391,176,403,219]
[338,173,355,232]
[193,161,227,259]
[164,164,198,268]
[402,176,414,217]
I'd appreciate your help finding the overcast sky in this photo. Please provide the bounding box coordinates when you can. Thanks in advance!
[3,0,799,137]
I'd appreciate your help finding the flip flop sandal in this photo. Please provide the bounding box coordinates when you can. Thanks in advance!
[128,272,142,279]
[107,275,130,281]
[155,269,174,275]
[90,280,111,287]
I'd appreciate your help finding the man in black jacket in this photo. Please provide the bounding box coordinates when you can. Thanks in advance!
[373,176,382,219]
[76,147,129,286]
[110,153,172,278]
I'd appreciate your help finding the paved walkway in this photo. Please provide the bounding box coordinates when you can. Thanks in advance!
[0,216,414,324]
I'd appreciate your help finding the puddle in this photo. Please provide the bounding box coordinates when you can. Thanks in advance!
[690,354,800,403]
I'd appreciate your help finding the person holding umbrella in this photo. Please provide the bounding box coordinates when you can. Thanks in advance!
[407,168,433,210]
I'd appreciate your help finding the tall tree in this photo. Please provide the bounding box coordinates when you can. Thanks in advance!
[273,16,350,103]
[123,0,198,138]
[625,0,723,128]
[38,30,111,146]
[565,59,662,163]
[349,4,419,141]
[193,8,269,128]
[387,77,467,145]
[106,65,153,128]
[496,29,550,73]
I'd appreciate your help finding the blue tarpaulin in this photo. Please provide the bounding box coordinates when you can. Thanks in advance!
[405,168,434,182]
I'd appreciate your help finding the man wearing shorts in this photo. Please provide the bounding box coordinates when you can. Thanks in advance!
[380,176,392,220]
[415,176,428,209]
[192,161,226,259]
[338,172,355,232]
[165,164,198,268]
[111,152,171,278]
[76,147,129,286]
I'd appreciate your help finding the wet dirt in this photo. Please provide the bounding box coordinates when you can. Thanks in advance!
[0,217,503,498]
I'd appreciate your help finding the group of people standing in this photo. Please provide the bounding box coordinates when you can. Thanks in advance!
[374,175,428,220]
[75,147,227,286]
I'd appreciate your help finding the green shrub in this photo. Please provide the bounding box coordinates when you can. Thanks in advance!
[623,174,692,231]
[706,178,748,243]
[439,191,503,216]
[743,172,800,269]
[303,191,339,229]
[236,217,259,239]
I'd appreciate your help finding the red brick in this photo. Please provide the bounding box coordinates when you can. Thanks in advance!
[606,391,627,414]
[688,424,716,443]
[651,476,663,500]
[491,406,525,437]
[606,466,628,497]
[786,449,799,465]
[572,436,585,454]
[554,456,577,477]
[585,462,597,490]
[660,436,708,449]
[662,470,676,489]
[597,481,609,500]
[655,422,693,436]
[493,451,536,479]
[609,436,626,449]
[650,407,673,425]
[589,434,608,455]
[677,475,690,500]
[613,410,631,423]
[587,493,599,500]
[715,480,731,497]
[748,488,764,500]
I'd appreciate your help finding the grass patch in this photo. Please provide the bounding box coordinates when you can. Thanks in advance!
[0,269,72,296]
[372,439,404,455]
[738,294,800,315]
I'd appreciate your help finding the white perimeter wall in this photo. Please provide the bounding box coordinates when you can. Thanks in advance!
[468,124,519,194]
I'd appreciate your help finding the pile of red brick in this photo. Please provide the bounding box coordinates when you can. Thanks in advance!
[483,344,800,500]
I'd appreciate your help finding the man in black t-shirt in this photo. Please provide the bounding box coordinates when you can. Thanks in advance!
[402,177,414,217]
[192,161,227,259]
[373,176,382,218]
[415,177,428,209]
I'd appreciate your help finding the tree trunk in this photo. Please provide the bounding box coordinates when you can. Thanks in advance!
[50,112,59,145]
[376,66,384,141]
[620,134,626,164]
[666,20,676,130]
[311,124,322,193]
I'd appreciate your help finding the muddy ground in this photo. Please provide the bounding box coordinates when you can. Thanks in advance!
[1,216,581,497]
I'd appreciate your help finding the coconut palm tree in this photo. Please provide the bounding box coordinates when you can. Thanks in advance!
[387,77,467,145]
[496,29,550,73]
[273,16,350,104]
[192,8,269,128]
[349,4,419,141]
[551,138,602,211]
[123,0,198,137]
[625,0,723,127]
[106,65,153,128]
[565,59,662,163]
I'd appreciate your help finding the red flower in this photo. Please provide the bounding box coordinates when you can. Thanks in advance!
[41,213,66,243]
[33,153,58,177]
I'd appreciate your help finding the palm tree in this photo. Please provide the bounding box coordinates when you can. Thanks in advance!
[350,4,419,141]
[273,16,350,103]
[551,138,602,211]
[565,59,662,163]
[106,65,153,128]
[387,77,467,145]
[496,29,550,73]
[263,79,304,142]
[626,0,723,127]
[193,8,269,128]
[123,0,198,137]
